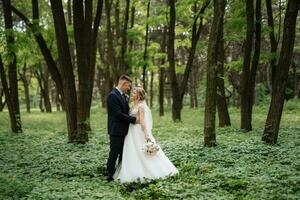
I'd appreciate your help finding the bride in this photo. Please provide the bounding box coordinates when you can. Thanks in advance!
[113,87,179,183]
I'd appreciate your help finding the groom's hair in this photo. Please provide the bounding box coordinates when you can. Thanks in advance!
[119,74,132,83]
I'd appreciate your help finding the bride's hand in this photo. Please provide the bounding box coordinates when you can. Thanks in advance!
[136,116,140,124]
[145,134,151,141]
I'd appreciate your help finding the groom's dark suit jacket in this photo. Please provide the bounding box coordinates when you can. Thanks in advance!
[107,88,136,136]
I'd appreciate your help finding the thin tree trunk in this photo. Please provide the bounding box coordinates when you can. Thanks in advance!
[105,0,118,82]
[129,4,135,52]
[0,81,6,111]
[262,0,299,144]
[67,0,75,66]
[167,0,181,121]
[216,6,230,127]
[120,0,130,73]
[35,66,51,113]
[55,89,61,111]
[43,66,52,112]
[266,0,278,92]
[248,0,261,119]
[2,0,22,133]
[292,62,297,97]
[150,70,154,108]
[143,0,150,91]
[204,0,225,147]
[190,73,195,108]
[39,87,44,112]
[159,26,167,116]
[168,0,210,121]
[241,0,254,131]
[19,62,31,113]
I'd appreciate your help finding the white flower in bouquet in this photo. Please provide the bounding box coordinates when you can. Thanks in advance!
[142,139,160,155]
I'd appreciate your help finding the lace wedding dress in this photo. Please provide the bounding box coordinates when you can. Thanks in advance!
[113,101,179,183]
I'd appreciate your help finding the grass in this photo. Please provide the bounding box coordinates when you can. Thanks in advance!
[0,100,300,199]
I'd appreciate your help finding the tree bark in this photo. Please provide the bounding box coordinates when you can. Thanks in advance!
[167,0,181,121]
[128,3,135,55]
[150,70,154,108]
[241,0,254,131]
[19,62,31,113]
[0,80,6,111]
[72,0,103,143]
[204,0,226,147]
[143,0,150,91]
[35,65,52,113]
[266,0,278,92]
[2,0,22,133]
[0,55,20,132]
[105,0,118,82]
[168,0,210,121]
[67,0,75,66]
[262,0,299,144]
[248,0,261,123]
[120,0,130,73]
[216,5,231,127]
[159,26,167,116]
[50,0,78,142]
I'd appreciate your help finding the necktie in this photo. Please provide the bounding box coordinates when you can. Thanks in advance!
[122,94,127,102]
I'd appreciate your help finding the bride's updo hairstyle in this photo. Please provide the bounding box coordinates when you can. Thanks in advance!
[133,86,147,101]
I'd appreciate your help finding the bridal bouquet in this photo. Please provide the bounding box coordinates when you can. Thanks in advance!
[142,139,160,156]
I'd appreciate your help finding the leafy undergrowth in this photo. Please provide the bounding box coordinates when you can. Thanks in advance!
[0,103,300,199]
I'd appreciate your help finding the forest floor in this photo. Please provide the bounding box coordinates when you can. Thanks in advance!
[0,100,300,199]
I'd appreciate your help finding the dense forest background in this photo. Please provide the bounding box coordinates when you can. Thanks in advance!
[0,0,300,199]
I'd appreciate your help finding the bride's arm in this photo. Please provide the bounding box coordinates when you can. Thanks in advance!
[138,106,150,140]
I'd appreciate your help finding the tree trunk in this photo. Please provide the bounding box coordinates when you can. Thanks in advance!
[50,0,78,142]
[35,66,51,113]
[241,0,254,131]
[0,81,6,111]
[39,87,44,112]
[2,0,22,133]
[248,0,261,120]
[143,0,150,91]
[0,55,19,131]
[159,66,165,116]
[159,26,167,116]
[55,89,61,111]
[105,0,118,82]
[266,0,278,92]
[262,0,299,144]
[67,0,75,66]
[19,63,31,113]
[72,0,103,143]
[216,6,231,127]
[150,70,154,108]
[120,0,130,73]
[167,0,181,121]
[128,3,135,55]
[204,0,225,147]
[189,66,198,109]
[168,0,210,122]
[42,66,52,112]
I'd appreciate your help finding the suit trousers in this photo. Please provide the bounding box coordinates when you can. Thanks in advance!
[106,135,125,177]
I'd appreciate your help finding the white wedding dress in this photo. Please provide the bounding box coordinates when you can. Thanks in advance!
[113,101,178,183]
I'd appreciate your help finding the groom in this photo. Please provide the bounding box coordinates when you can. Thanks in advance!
[106,74,138,181]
